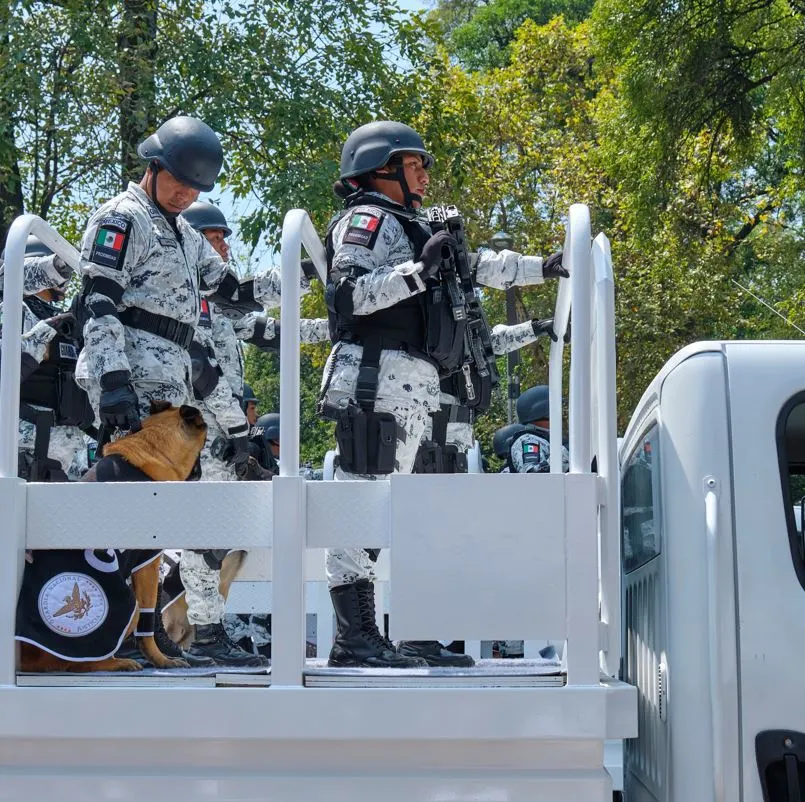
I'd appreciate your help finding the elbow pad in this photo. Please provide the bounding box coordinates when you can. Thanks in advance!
[325,275,355,319]
[82,275,125,320]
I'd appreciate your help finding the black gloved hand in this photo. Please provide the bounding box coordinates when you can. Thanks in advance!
[225,435,250,469]
[52,254,72,281]
[542,251,569,280]
[45,311,76,339]
[532,317,559,342]
[419,230,458,279]
[300,258,318,281]
[99,371,141,431]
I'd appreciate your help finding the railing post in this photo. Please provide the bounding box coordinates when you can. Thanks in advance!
[567,204,592,475]
[274,210,327,684]
[593,233,620,677]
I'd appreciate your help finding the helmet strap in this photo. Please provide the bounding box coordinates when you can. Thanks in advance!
[148,161,179,222]
[371,165,421,209]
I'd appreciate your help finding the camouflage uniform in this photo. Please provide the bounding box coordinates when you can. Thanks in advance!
[234,313,330,348]
[0,296,88,481]
[74,182,288,422]
[0,253,71,296]
[508,429,569,473]
[322,195,441,588]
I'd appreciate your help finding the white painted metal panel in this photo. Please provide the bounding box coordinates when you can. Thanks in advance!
[306,479,389,548]
[389,473,567,641]
[25,481,273,549]
[726,341,805,802]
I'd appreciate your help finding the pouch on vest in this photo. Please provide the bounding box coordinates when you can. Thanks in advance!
[333,403,397,475]
[413,439,443,474]
[57,372,95,429]
[443,444,468,474]
[425,276,466,372]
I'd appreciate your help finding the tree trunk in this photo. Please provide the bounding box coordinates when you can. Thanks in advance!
[118,0,158,188]
[0,0,24,243]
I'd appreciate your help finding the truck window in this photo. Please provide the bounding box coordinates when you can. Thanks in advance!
[622,426,660,573]
[777,394,805,589]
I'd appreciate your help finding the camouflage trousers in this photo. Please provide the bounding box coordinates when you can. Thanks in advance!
[180,549,226,626]
[422,393,476,454]
[321,342,440,589]
[18,419,88,481]
[84,378,190,428]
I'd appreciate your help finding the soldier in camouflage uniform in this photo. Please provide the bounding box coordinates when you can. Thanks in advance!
[0,236,92,481]
[319,121,566,669]
[73,117,292,441]
[507,384,569,473]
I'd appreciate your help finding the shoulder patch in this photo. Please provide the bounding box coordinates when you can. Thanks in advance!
[521,437,546,467]
[198,297,212,328]
[342,212,384,249]
[90,215,132,271]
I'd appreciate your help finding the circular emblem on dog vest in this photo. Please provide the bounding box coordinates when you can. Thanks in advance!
[38,572,109,638]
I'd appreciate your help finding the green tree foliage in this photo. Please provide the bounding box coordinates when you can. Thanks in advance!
[433,0,594,70]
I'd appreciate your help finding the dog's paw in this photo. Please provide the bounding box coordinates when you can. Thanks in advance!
[109,658,144,672]
[157,657,190,670]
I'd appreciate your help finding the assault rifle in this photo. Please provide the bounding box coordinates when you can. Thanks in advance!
[426,205,500,414]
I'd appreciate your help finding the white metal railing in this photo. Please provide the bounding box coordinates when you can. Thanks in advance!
[0,205,619,689]
[0,215,81,479]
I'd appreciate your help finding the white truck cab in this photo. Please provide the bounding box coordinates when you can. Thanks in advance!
[620,340,805,802]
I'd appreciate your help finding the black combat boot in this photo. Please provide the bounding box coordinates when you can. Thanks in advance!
[185,622,269,668]
[153,587,215,668]
[354,578,397,652]
[397,640,476,668]
[328,582,427,668]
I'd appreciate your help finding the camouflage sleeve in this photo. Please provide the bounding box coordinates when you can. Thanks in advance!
[330,212,426,317]
[20,318,58,364]
[196,234,230,295]
[252,266,311,311]
[0,300,56,370]
[16,255,70,295]
[474,248,544,289]
[80,208,149,378]
[300,318,329,344]
[490,321,537,355]
[509,432,552,473]
[196,326,250,438]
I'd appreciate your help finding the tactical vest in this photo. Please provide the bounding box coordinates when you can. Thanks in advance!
[19,298,94,430]
[324,194,465,370]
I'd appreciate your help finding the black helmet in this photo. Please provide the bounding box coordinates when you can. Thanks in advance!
[516,385,550,424]
[137,116,223,192]
[181,201,232,237]
[492,423,526,458]
[241,383,257,413]
[1,235,53,262]
[340,121,433,180]
[251,412,280,444]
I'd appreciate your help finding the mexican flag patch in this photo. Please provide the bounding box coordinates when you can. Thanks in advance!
[89,214,131,271]
[343,211,383,249]
[350,213,380,232]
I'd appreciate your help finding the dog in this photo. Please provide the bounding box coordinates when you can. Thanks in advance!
[17,401,207,673]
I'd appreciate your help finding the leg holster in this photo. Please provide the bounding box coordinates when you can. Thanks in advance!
[327,336,400,476]
[442,444,468,474]
[413,440,443,474]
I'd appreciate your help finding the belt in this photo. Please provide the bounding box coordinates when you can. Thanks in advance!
[120,307,195,350]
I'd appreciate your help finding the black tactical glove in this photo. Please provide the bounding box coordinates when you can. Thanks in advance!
[99,371,141,431]
[300,258,318,281]
[52,254,73,281]
[217,434,250,471]
[235,455,275,481]
[419,230,458,279]
[44,311,76,339]
[542,251,569,280]
[532,317,558,342]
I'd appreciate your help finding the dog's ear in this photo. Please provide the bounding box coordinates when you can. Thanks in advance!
[149,400,173,416]
[179,404,201,422]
